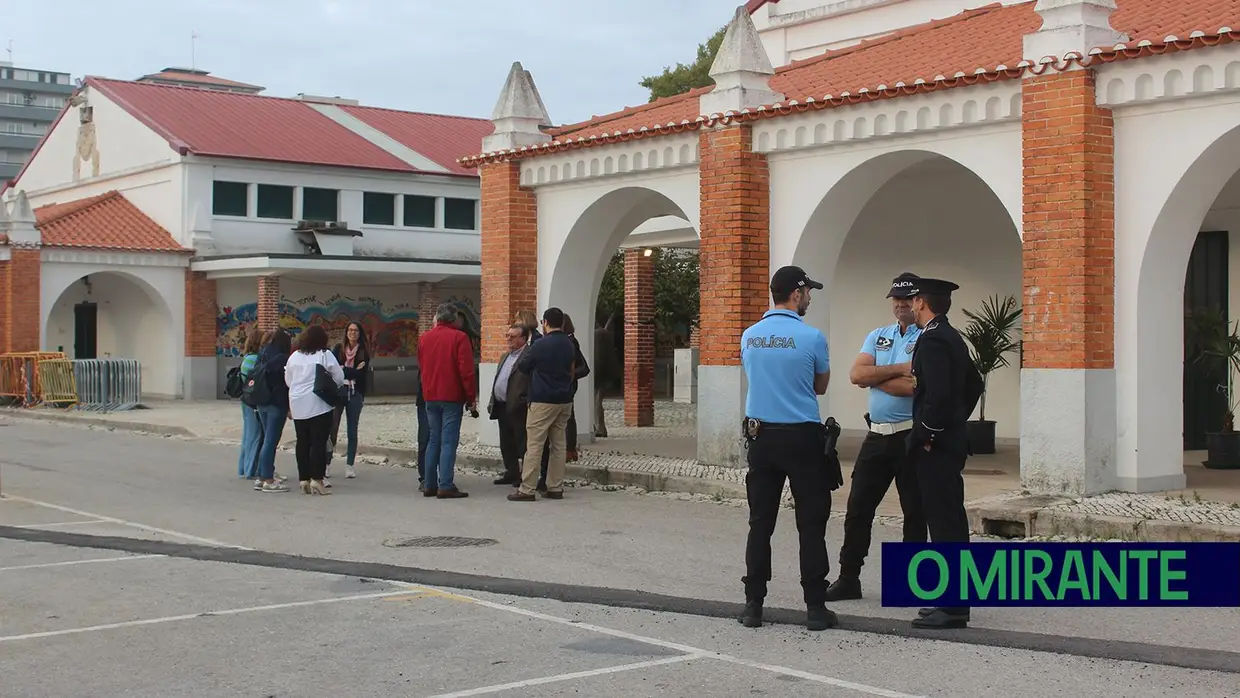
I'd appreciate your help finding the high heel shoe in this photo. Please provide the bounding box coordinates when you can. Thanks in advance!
[310,480,332,495]
[300,480,311,494]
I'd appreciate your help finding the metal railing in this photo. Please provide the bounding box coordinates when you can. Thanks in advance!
[0,352,67,407]
[73,359,142,412]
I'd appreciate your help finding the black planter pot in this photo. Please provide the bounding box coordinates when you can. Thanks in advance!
[1205,431,1240,469]
[967,420,996,455]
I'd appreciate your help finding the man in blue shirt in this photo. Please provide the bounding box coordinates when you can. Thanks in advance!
[825,272,928,602]
[737,265,837,633]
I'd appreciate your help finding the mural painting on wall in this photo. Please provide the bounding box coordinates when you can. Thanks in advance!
[217,294,420,357]
[443,295,481,359]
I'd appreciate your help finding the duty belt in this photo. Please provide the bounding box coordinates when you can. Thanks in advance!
[869,420,913,435]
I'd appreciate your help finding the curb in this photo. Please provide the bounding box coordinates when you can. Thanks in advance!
[966,495,1240,543]
[1,409,749,501]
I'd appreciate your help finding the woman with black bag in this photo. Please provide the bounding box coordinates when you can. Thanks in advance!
[283,325,345,495]
[327,321,370,482]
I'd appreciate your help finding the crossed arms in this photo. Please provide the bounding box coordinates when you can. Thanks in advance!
[849,353,914,397]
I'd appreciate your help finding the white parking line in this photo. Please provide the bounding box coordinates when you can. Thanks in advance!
[1,495,252,550]
[0,589,413,643]
[391,582,923,698]
[0,554,164,572]
[14,520,110,529]
[425,655,706,697]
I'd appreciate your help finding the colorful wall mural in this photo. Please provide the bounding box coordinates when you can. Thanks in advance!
[217,294,421,357]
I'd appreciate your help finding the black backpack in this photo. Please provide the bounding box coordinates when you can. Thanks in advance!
[225,365,245,398]
[241,360,275,407]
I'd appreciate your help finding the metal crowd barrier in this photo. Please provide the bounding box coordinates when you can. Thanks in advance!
[72,359,142,412]
[36,359,78,408]
[0,352,67,407]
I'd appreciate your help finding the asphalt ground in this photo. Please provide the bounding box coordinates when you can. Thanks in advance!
[2,418,1240,695]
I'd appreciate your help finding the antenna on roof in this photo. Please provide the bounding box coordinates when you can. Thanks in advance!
[191,31,199,69]
[5,40,13,64]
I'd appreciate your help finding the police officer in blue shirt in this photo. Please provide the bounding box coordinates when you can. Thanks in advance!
[825,272,928,602]
[737,265,837,632]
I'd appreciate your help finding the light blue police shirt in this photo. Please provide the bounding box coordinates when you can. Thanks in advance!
[859,322,921,424]
[741,309,829,423]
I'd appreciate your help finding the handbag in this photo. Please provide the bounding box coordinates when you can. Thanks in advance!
[313,360,349,408]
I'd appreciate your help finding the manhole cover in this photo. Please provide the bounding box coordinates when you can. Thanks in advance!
[383,536,499,548]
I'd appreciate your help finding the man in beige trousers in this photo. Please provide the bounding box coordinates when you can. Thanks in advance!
[508,307,578,501]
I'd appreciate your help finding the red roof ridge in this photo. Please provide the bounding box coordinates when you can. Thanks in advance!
[551,87,710,136]
[337,102,491,124]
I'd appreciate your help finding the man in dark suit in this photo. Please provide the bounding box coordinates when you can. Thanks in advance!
[488,323,532,485]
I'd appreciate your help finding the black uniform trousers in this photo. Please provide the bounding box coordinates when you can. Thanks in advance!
[743,422,832,607]
[911,436,971,614]
[837,430,927,579]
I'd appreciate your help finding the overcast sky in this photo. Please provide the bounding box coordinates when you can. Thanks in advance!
[4,0,728,126]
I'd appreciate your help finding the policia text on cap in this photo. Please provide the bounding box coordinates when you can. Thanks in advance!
[736,265,843,632]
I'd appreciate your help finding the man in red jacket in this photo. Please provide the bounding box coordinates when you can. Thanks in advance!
[416,303,478,499]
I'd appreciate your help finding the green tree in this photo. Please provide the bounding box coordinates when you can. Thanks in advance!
[639,26,727,102]
[594,249,700,340]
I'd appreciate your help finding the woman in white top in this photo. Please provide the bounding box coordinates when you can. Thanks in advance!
[284,324,345,495]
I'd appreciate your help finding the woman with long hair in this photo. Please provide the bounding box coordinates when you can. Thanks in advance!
[284,324,344,495]
[253,328,293,492]
[515,309,542,345]
[328,321,370,481]
[236,328,264,481]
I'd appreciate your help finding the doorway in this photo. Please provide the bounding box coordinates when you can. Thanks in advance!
[1183,230,1229,450]
[74,302,98,360]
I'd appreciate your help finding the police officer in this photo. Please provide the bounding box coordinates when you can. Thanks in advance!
[825,272,928,602]
[905,276,984,629]
[737,265,837,632]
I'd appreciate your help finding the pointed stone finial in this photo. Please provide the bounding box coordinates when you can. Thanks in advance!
[1023,0,1127,62]
[188,202,217,255]
[0,195,10,229]
[482,62,552,153]
[699,6,784,116]
[7,190,41,247]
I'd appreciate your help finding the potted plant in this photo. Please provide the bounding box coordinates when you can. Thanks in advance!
[960,294,1022,454]
[1185,308,1240,469]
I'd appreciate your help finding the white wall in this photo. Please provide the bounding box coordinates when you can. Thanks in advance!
[827,162,1023,436]
[41,265,181,398]
[197,159,481,261]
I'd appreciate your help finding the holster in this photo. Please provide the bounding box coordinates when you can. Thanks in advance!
[821,417,844,491]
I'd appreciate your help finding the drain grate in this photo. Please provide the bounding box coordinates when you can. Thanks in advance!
[383,536,499,549]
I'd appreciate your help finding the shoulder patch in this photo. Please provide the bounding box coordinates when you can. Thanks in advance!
[874,336,893,351]
[925,321,939,333]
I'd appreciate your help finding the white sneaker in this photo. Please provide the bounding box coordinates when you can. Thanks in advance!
[262,481,290,493]
[346,466,356,479]
[253,478,263,491]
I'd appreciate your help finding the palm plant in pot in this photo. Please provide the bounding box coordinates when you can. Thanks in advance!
[1185,307,1240,469]
[960,294,1022,454]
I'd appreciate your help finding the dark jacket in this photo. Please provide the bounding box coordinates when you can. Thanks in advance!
[487,347,531,419]
[257,344,290,408]
[567,333,590,396]
[908,314,985,455]
[332,342,372,396]
[517,330,576,404]
[417,321,478,404]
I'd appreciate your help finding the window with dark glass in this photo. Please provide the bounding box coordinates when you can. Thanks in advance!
[302,187,339,222]
[363,192,396,226]
[443,197,477,230]
[212,181,248,217]
[403,195,436,228]
[256,184,294,219]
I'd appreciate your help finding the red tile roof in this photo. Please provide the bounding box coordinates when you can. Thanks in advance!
[336,105,494,177]
[466,0,1240,164]
[84,77,488,177]
[34,190,190,253]
[744,0,779,12]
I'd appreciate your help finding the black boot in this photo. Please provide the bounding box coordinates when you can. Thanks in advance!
[806,604,838,631]
[824,576,862,601]
[912,607,969,629]
[737,600,763,628]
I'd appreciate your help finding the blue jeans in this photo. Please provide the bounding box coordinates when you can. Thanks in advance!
[416,399,430,483]
[238,405,262,478]
[256,403,288,480]
[330,390,365,466]
[424,401,463,491]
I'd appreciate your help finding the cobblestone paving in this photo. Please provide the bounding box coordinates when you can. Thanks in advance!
[1049,492,1240,528]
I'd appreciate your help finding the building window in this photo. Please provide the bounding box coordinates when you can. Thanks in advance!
[363,192,396,226]
[212,181,248,217]
[302,187,339,222]
[403,195,436,228]
[444,198,477,230]
[256,184,294,220]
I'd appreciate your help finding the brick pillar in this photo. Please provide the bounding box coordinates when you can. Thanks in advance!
[256,275,281,333]
[183,269,217,398]
[697,125,770,466]
[417,281,440,334]
[623,249,655,427]
[1020,68,1116,495]
[479,160,537,363]
[0,259,8,353]
[5,247,41,353]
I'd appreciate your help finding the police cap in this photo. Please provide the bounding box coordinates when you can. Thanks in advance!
[907,277,960,296]
[770,265,823,295]
[886,272,921,298]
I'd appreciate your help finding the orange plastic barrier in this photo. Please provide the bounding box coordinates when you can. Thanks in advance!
[0,352,68,407]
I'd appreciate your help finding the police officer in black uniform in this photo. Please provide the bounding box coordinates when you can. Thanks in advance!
[905,276,984,629]
[736,266,840,632]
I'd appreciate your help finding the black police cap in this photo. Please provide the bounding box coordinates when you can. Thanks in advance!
[886,272,920,298]
[770,265,823,295]
[906,277,960,296]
